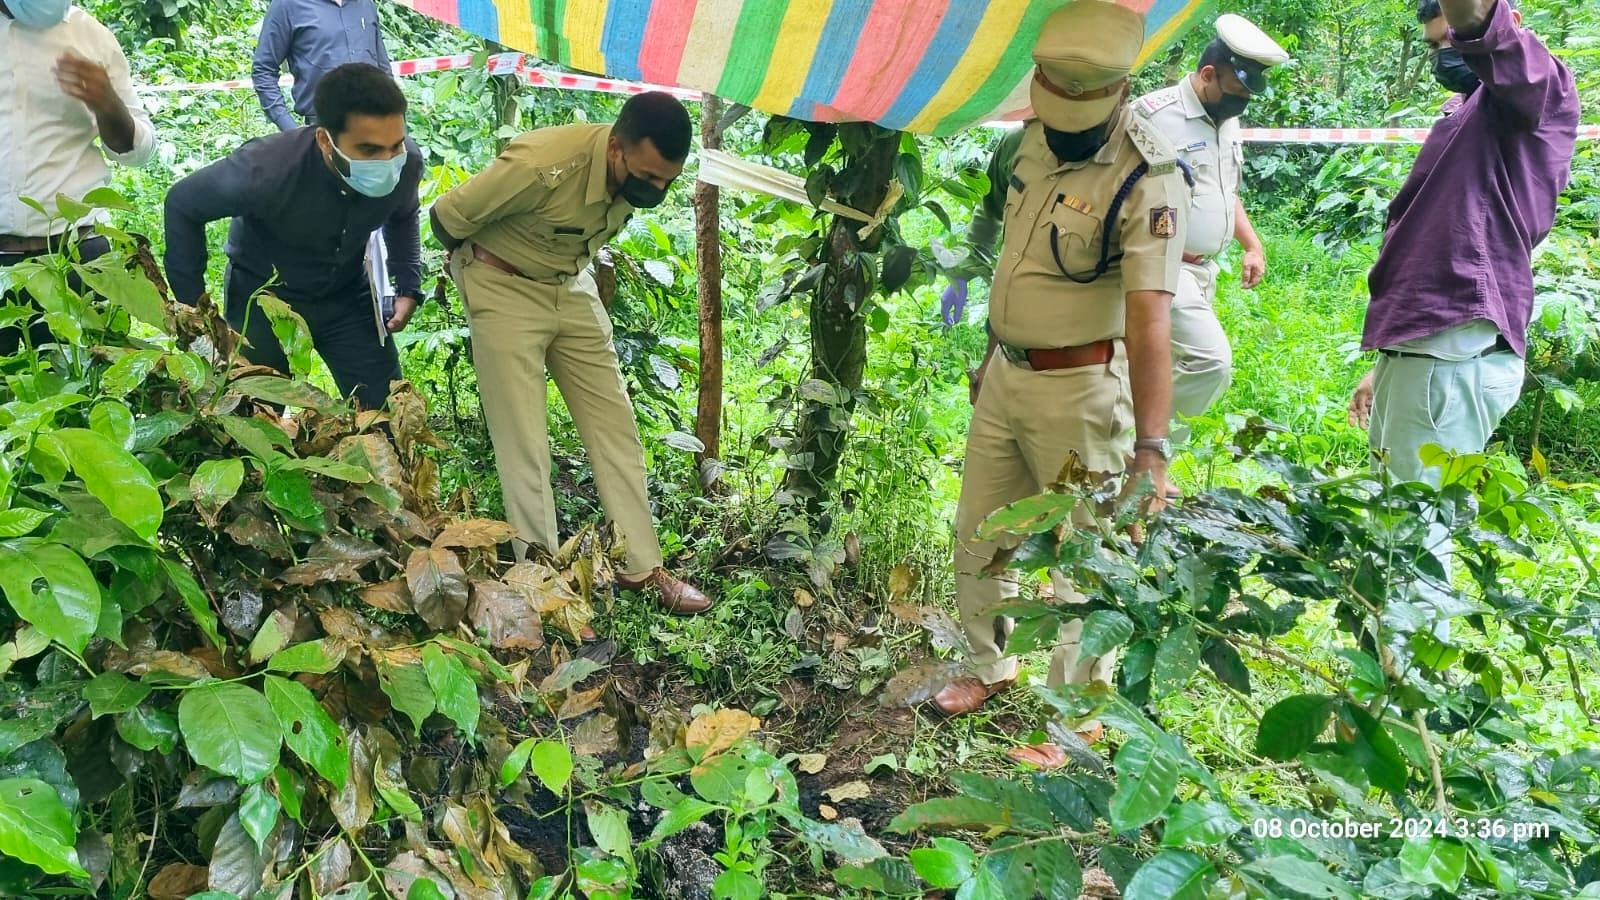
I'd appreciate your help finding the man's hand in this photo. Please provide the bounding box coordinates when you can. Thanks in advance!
[387,295,418,333]
[1122,449,1171,518]
[1348,369,1376,429]
[55,53,119,116]
[967,365,984,406]
[1241,247,1266,289]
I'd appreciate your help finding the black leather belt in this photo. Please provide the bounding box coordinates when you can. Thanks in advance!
[1379,335,1512,361]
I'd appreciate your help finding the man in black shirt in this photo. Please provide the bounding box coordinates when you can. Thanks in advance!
[164,63,422,411]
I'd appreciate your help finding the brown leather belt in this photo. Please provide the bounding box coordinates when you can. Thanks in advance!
[472,244,530,280]
[1181,252,1212,265]
[0,225,98,255]
[1000,339,1114,371]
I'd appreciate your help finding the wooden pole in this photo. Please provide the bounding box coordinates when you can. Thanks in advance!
[693,95,726,480]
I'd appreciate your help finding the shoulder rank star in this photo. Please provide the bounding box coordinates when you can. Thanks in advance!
[1150,207,1177,239]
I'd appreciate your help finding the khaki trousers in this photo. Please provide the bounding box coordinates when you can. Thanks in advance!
[1170,260,1231,419]
[954,347,1133,687]
[451,244,663,579]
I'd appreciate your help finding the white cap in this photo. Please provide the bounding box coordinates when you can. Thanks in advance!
[1215,13,1290,92]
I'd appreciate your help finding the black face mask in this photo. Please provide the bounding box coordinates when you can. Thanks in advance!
[1203,90,1250,123]
[1043,122,1110,163]
[619,173,669,208]
[1432,47,1481,94]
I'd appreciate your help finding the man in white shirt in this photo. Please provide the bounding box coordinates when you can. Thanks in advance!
[0,0,156,356]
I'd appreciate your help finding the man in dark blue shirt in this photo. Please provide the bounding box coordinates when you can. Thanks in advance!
[164,63,422,411]
[253,0,391,133]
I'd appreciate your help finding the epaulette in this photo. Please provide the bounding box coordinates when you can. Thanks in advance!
[1134,87,1181,119]
[534,151,588,189]
[1125,115,1179,176]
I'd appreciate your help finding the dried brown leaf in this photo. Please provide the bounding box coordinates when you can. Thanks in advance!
[311,837,353,895]
[502,562,579,614]
[887,602,968,654]
[361,579,415,614]
[147,863,208,900]
[330,729,375,831]
[796,753,828,775]
[225,513,292,558]
[557,685,606,721]
[794,588,815,609]
[819,804,839,821]
[886,564,919,602]
[685,708,760,761]
[879,659,965,708]
[823,781,872,803]
[406,548,469,630]
[434,518,517,550]
[124,651,210,681]
[279,558,366,587]
[468,579,544,651]
[570,712,619,758]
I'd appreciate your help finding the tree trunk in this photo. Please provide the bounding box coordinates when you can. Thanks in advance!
[694,97,726,477]
[784,125,901,508]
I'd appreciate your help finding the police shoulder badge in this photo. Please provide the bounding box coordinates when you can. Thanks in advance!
[1150,207,1177,239]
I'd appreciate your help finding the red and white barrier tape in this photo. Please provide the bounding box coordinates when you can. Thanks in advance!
[139,51,1597,143]
[137,51,700,100]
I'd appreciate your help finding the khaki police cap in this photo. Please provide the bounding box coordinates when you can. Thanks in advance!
[1215,14,1290,93]
[1030,1,1145,132]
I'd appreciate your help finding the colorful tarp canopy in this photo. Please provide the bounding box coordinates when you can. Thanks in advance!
[390,0,1211,135]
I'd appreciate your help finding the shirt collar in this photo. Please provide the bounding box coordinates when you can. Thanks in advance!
[588,126,619,208]
[1179,77,1211,122]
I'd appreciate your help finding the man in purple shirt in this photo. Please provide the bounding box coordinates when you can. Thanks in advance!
[1347,0,1578,612]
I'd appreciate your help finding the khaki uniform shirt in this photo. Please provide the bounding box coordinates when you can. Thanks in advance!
[1134,78,1242,257]
[990,108,1188,350]
[433,123,633,282]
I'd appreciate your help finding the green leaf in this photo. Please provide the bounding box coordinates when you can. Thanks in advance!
[86,672,152,717]
[1339,703,1407,794]
[1161,800,1240,848]
[0,510,49,539]
[77,264,165,327]
[160,559,224,652]
[373,759,422,823]
[277,456,373,483]
[133,411,195,452]
[1032,840,1083,899]
[164,352,209,393]
[910,838,975,888]
[1079,610,1136,659]
[238,782,279,851]
[1109,738,1180,833]
[975,494,1077,541]
[585,801,633,865]
[89,401,135,450]
[1399,837,1467,890]
[266,639,346,675]
[0,778,86,878]
[263,468,324,527]
[247,611,292,665]
[116,705,178,754]
[49,429,162,540]
[0,543,101,655]
[500,738,536,787]
[648,798,718,843]
[262,676,349,791]
[531,740,574,795]
[82,186,136,211]
[422,645,479,740]
[376,662,434,737]
[177,682,283,784]
[191,459,246,509]
[218,416,292,461]
[230,376,342,413]
[408,881,448,900]
[1255,695,1338,762]
[1151,624,1201,699]
[712,870,763,900]
[274,766,304,824]
[1123,850,1213,900]
[100,349,163,397]
[1244,856,1358,900]
[888,797,1008,834]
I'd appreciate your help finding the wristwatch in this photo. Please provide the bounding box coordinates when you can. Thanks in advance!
[1133,438,1172,460]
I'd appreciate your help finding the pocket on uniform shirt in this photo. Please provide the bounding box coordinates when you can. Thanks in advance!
[527,223,591,255]
[1043,203,1104,278]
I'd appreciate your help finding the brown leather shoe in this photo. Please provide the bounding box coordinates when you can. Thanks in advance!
[933,676,1015,717]
[617,568,713,615]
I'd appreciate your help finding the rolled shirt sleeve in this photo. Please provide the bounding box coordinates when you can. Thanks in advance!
[1118,167,1189,297]
[98,29,155,167]
[1453,0,1575,129]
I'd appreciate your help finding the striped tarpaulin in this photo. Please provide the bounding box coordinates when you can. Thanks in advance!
[390,0,1212,134]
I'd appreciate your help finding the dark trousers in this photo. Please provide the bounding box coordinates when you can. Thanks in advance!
[0,236,112,358]
[225,266,401,411]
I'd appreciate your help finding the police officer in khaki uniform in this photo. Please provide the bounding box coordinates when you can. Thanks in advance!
[933,0,1188,765]
[1134,15,1288,419]
[431,92,712,618]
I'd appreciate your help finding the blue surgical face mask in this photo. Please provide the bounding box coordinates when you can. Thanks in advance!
[325,131,406,198]
[6,0,72,29]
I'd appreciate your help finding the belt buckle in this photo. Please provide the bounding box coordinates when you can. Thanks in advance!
[1000,343,1031,368]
